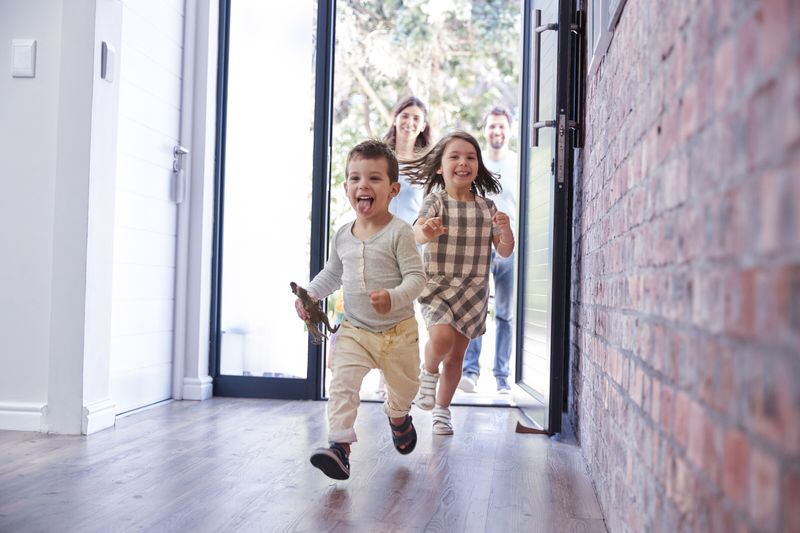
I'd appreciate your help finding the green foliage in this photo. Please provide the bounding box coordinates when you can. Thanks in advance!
[329,0,523,230]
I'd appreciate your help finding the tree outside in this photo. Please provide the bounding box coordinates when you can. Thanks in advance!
[329,0,523,231]
[323,0,524,394]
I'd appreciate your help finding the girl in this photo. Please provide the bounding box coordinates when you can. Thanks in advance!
[406,131,515,435]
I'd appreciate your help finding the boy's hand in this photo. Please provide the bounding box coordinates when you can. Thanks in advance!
[294,298,311,320]
[493,211,513,241]
[369,290,392,314]
[421,217,447,240]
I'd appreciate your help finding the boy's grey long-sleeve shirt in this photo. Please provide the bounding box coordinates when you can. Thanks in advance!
[308,216,425,332]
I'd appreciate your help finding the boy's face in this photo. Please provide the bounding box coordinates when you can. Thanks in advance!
[343,156,399,220]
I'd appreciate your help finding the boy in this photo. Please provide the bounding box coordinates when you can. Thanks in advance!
[294,139,426,480]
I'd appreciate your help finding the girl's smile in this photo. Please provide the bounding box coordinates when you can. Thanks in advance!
[437,138,478,197]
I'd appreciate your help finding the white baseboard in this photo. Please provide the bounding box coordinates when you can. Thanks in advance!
[0,402,45,431]
[82,399,116,435]
[183,375,213,400]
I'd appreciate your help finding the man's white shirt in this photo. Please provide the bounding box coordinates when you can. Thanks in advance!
[484,151,519,233]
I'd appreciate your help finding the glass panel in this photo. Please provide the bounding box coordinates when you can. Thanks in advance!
[520,0,559,424]
[329,0,524,400]
[218,1,318,379]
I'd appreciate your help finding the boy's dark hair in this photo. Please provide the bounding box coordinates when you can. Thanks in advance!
[382,96,433,153]
[481,106,513,128]
[346,139,400,183]
[405,130,501,197]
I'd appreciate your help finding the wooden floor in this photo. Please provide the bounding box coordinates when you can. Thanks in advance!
[0,398,605,533]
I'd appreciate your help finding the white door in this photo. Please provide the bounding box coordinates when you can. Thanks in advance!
[110,0,185,414]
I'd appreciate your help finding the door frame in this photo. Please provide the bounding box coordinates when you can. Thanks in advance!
[514,0,580,434]
[209,0,581,413]
[209,0,336,400]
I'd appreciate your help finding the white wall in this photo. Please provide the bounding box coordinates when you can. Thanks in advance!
[0,0,217,433]
[0,0,122,433]
[46,0,122,434]
[0,0,64,430]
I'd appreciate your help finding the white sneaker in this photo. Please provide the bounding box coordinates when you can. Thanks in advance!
[415,369,439,410]
[458,372,478,393]
[432,406,453,435]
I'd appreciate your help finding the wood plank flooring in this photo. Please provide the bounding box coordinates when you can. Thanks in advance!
[0,398,605,532]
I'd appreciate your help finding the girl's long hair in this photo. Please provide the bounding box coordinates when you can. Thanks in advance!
[382,96,432,153]
[406,130,501,197]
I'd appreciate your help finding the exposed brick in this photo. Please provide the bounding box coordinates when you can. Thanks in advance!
[722,427,749,510]
[660,385,675,436]
[783,467,800,533]
[713,35,735,113]
[651,378,661,424]
[674,391,691,450]
[759,0,792,70]
[735,10,761,90]
[748,447,779,530]
[688,399,707,468]
[722,269,756,339]
[571,1,796,530]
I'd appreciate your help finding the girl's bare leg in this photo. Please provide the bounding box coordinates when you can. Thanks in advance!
[436,331,469,408]
[423,325,469,408]
[423,324,454,374]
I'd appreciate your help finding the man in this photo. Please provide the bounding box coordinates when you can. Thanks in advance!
[459,107,518,394]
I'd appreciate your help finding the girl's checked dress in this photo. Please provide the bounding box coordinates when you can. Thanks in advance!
[417,189,499,339]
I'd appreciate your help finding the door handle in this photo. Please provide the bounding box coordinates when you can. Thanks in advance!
[173,145,189,204]
[531,9,558,147]
[173,145,189,172]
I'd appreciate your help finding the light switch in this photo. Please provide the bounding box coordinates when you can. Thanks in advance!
[12,39,36,78]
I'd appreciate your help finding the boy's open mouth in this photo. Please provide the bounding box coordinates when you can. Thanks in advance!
[356,195,374,212]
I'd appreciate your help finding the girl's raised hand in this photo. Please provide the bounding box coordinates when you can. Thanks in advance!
[493,211,512,240]
[369,290,392,314]
[421,217,448,239]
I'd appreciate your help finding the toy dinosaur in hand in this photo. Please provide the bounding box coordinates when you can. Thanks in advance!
[290,282,340,345]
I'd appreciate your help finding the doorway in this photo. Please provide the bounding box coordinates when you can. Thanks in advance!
[327,0,525,407]
[211,0,580,434]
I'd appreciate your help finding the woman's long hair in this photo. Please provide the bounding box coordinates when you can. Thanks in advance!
[382,96,432,153]
[405,130,501,197]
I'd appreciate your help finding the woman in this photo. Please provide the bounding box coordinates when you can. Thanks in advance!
[383,96,432,224]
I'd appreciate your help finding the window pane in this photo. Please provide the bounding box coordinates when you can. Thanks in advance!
[218,1,318,379]
[329,0,524,398]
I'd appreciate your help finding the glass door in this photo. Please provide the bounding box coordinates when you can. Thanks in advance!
[211,0,334,399]
[327,0,526,403]
[515,0,580,432]
[211,0,580,416]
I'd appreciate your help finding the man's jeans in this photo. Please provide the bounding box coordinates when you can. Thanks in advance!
[463,251,514,379]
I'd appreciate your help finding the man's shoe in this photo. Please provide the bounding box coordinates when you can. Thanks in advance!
[496,377,511,394]
[458,372,478,393]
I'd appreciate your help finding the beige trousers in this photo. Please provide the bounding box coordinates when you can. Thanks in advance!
[327,316,421,444]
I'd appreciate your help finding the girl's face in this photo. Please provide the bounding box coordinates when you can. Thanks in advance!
[393,105,426,140]
[437,138,478,194]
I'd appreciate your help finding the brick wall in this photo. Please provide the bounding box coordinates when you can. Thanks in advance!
[570,0,799,531]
